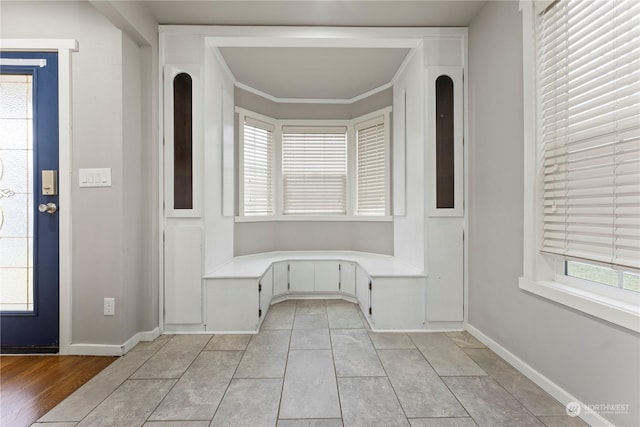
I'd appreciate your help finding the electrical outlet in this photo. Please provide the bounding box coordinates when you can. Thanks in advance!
[104,298,115,316]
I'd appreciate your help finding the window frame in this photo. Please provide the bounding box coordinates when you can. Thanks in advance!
[353,108,392,217]
[238,110,275,217]
[518,0,640,333]
[236,106,392,222]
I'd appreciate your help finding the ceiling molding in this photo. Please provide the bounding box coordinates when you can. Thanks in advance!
[234,80,394,105]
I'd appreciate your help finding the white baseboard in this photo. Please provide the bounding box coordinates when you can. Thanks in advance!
[68,327,161,357]
[122,327,161,354]
[466,324,614,427]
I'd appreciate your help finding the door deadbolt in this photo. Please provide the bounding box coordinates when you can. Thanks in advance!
[42,170,58,195]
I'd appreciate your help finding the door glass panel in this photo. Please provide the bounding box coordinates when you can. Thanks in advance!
[0,74,33,312]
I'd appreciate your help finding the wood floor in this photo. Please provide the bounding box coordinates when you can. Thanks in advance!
[0,355,116,427]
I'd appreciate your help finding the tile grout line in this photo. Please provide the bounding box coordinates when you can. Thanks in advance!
[366,329,412,424]
[142,334,215,425]
[459,343,569,424]
[275,300,297,424]
[326,300,345,426]
[68,336,173,427]
[406,332,477,424]
[208,334,248,425]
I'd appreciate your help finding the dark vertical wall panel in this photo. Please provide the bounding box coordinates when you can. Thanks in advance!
[435,75,455,209]
[173,73,193,209]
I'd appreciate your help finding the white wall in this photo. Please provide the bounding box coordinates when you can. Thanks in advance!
[234,221,393,256]
[0,1,158,348]
[203,43,235,273]
[393,47,425,271]
[468,2,640,426]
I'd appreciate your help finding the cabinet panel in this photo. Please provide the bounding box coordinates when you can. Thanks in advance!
[165,224,202,324]
[426,218,463,321]
[314,261,340,292]
[273,261,289,296]
[355,265,371,319]
[289,261,314,292]
[260,266,273,319]
[339,262,356,295]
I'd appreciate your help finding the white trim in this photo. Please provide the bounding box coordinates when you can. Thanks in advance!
[236,81,395,105]
[160,25,464,41]
[462,34,470,326]
[68,344,124,356]
[350,82,393,104]
[426,66,464,218]
[519,278,640,333]
[68,327,161,356]
[210,46,237,84]
[0,58,46,67]
[1,39,78,355]
[391,48,416,86]
[57,46,74,355]
[122,327,161,354]
[466,323,615,427]
[158,34,166,336]
[0,39,77,51]
[235,215,393,223]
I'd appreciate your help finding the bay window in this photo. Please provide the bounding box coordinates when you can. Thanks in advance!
[237,107,391,220]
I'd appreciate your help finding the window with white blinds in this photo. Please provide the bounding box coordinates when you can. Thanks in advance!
[282,127,347,215]
[356,117,386,215]
[537,0,640,269]
[242,117,273,216]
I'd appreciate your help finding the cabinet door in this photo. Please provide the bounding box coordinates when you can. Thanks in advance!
[259,266,273,319]
[165,224,202,324]
[314,261,340,292]
[355,265,371,318]
[339,262,356,295]
[289,261,315,292]
[273,262,289,296]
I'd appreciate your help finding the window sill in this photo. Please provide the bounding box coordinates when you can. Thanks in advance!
[519,277,640,333]
[235,215,393,223]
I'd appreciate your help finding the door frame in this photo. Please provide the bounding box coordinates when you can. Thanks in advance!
[1,39,77,354]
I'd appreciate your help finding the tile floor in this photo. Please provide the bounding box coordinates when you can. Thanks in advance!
[34,300,589,427]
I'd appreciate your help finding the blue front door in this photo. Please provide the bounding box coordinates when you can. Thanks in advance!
[0,52,60,352]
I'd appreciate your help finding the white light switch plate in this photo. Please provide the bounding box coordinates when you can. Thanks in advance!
[79,168,111,187]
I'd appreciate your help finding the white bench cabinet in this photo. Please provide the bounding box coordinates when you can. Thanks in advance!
[203,251,431,333]
[339,262,356,295]
[259,265,273,320]
[273,261,289,296]
[314,261,340,292]
[289,261,315,292]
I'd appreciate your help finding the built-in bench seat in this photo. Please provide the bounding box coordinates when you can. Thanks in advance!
[204,251,426,333]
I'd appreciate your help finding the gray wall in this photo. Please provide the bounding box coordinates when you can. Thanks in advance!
[468,2,640,426]
[234,221,393,256]
[234,87,394,256]
[0,1,158,346]
[235,86,392,120]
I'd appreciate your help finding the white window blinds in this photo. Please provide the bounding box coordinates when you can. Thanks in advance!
[243,117,273,216]
[356,118,386,215]
[282,126,347,215]
[537,0,640,269]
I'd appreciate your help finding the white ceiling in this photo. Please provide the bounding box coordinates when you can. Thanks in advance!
[218,47,410,100]
[141,1,486,101]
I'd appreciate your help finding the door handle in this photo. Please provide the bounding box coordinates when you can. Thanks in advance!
[38,202,57,214]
